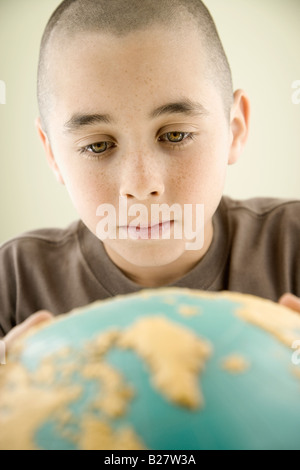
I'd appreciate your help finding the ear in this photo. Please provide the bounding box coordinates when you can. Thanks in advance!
[35,117,65,185]
[228,90,250,165]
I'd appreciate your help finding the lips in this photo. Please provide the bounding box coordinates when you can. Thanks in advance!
[131,221,171,230]
[120,220,174,240]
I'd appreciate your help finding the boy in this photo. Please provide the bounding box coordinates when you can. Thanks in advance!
[2,0,300,347]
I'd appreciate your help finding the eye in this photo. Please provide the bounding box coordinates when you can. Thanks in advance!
[159,132,190,143]
[167,132,185,143]
[87,142,111,154]
[79,140,115,158]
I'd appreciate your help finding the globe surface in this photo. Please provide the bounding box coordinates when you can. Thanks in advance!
[1,287,300,450]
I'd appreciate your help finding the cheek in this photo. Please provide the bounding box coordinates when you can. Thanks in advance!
[171,150,227,200]
[168,130,230,216]
[58,157,116,221]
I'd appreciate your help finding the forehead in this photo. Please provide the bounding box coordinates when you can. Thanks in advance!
[46,26,219,125]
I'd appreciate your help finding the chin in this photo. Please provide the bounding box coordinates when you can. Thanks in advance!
[111,239,187,268]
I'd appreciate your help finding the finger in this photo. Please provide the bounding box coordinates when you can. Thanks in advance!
[4,311,53,350]
[278,293,300,313]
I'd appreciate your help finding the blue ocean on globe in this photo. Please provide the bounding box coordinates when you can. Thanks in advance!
[2,288,300,450]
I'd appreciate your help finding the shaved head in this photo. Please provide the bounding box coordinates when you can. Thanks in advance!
[37,0,233,131]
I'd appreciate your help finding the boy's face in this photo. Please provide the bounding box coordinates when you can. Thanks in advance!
[38,25,247,285]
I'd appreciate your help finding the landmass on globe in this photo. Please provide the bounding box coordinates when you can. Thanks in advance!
[1,288,300,450]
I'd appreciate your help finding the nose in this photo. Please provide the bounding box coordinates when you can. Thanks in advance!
[119,150,165,201]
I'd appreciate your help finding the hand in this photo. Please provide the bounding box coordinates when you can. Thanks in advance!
[3,311,53,351]
[278,293,300,314]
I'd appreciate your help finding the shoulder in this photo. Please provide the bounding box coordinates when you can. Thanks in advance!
[220,196,300,233]
[217,196,300,299]
[221,195,300,218]
[219,195,300,251]
[0,220,87,336]
[0,220,83,261]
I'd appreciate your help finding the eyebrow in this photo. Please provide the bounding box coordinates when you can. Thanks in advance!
[64,113,113,132]
[149,99,209,119]
[63,98,208,133]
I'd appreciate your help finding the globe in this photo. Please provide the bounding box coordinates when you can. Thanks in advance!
[1,287,300,450]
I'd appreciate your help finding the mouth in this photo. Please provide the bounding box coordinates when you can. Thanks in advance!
[119,220,174,240]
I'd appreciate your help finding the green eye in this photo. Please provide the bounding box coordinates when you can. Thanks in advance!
[89,142,109,153]
[166,132,185,142]
[159,132,190,144]
[79,140,116,159]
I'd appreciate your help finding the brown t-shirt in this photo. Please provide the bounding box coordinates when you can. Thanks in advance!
[1,196,300,336]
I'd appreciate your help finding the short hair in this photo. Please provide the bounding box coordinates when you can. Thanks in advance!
[37,0,233,131]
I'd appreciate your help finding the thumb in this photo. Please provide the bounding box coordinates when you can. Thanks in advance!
[278,293,300,314]
[4,311,53,350]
